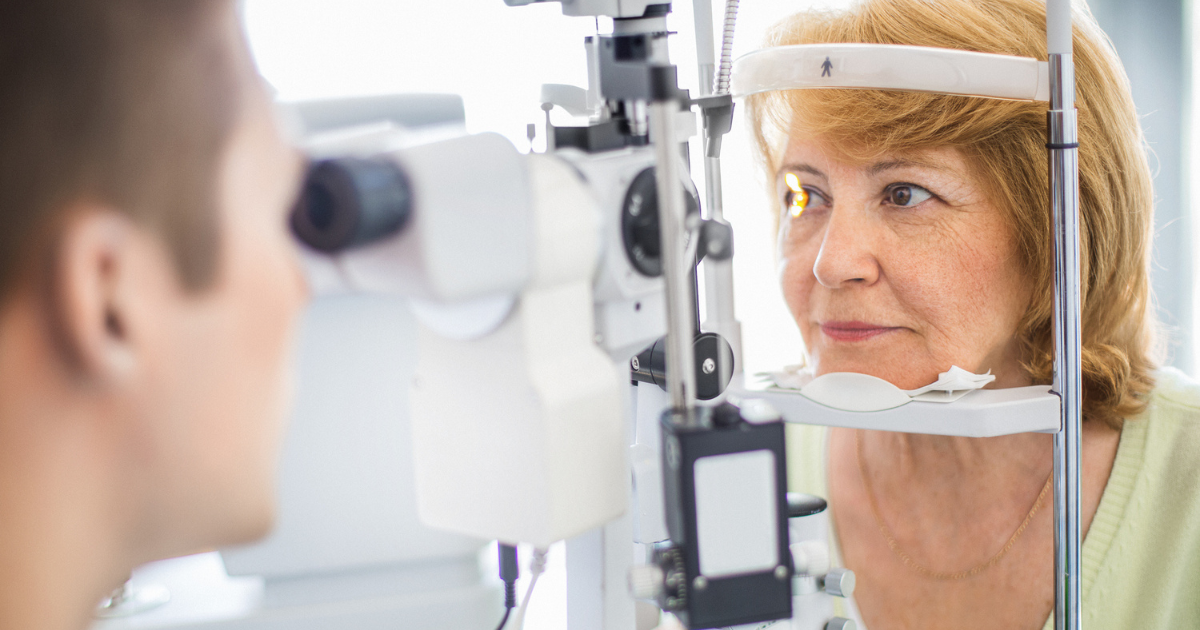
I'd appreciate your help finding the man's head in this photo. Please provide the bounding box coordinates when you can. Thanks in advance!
[0,0,306,568]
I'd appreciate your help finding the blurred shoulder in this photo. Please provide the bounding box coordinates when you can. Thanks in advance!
[1135,366,1200,486]
[1148,366,1200,418]
[1085,367,1200,630]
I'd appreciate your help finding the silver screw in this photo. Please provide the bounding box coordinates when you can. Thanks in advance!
[774,565,789,580]
[692,576,708,591]
[631,356,641,371]
[702,358,716,374]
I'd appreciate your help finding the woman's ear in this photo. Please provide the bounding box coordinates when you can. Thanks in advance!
[48,207,153,382]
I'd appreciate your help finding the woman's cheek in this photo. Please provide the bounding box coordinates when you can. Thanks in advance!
[778,247,817,326]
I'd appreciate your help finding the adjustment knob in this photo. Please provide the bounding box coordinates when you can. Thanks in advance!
[825,617,856,630]
[787,492,828,518]
[627,564,665,601]
[822,567,856,598]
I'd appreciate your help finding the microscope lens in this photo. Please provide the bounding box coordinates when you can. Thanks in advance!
[303,181,337,231]
[291,157,412,252]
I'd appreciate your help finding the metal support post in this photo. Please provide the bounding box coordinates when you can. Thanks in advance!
[1047,0,1082,626]
[696,0,743,378]
[650,99,698,415]
[693,0,716,97]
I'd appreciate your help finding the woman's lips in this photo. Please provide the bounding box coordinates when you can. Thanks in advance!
[819,321,902,342]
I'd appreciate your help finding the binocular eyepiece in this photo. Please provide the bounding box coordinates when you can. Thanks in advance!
[290,157,413,253]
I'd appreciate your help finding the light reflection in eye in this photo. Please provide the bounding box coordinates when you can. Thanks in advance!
[784,172,808,218]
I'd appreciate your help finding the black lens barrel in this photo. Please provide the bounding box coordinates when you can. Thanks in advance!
[291,157,412,252]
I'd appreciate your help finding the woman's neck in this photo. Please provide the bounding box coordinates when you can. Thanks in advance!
[864,430,1054,487]
[843,418,1120,552]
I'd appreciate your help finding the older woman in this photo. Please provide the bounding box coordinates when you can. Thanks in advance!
[746,0,1200,628]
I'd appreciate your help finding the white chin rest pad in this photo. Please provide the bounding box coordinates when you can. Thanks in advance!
[800,372,912,412]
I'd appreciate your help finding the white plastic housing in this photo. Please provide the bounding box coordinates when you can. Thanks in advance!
[556,147,668,361]
[732,44,1050,102]
[558,0,660,18]
[630,382,670,544]
[409,154,627,547]
[339,133,533,302]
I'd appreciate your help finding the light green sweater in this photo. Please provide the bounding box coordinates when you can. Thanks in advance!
[784,367,1200,629]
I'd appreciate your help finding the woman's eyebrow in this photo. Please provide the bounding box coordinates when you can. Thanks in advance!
[868,158,950,176]
[777,163,827,180]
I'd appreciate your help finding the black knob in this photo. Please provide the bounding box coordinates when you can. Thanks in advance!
[621,166,701,277]
[629,332,735,401]
[787,493,828,518]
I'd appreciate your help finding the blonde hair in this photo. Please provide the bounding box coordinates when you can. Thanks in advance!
[747,0,1157,429]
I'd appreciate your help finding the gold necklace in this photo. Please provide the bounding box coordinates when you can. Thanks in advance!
[854,430,1053,581]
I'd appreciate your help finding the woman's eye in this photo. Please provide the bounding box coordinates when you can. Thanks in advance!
[884,183,933,207]
[782,172,828,218]
[785,188,808,217]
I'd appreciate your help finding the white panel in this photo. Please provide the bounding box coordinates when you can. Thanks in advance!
[566,516,637,630]
[631,383,670,544]
[694,450,779,578]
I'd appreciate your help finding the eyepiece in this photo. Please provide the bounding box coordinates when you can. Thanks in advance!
[290,157,412,252]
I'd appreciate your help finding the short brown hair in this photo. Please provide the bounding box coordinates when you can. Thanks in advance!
[0,0,242,295]
[748,0,1156,429]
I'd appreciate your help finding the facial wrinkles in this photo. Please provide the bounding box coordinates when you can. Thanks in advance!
[777,142,1026,387]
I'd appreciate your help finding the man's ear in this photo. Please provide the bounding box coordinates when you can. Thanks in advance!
[48,207,158,382]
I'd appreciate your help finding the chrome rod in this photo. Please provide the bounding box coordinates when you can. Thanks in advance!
[650,100,698,415]
[1048,49,1082,630]
[699,0,742,378]
[701,155,741,379]
[693,0,716,97]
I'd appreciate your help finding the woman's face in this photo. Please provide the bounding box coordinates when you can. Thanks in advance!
[776,138,1032,390]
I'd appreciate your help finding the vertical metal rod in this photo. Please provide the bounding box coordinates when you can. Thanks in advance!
[701,156,742,378]
[650,100,698,414]
[693,0,716,97]
[585,33,604,118]
[1047,0,1082,622]
[699,0,743,378]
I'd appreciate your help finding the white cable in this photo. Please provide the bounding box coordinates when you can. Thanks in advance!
[511,547,548,630]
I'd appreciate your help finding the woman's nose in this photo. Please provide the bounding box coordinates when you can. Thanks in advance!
[812,208,880,288]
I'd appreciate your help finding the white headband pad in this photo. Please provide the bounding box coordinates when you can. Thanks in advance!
[732,43,1050,102]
